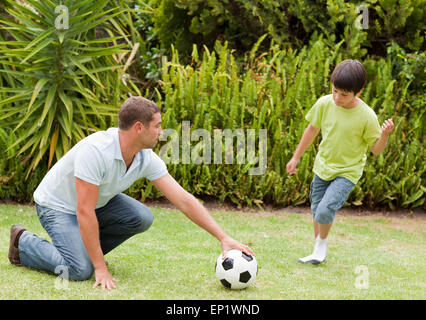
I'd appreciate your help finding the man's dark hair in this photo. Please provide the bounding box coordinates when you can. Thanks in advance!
[331,59,367,94]
[118,96,160,130]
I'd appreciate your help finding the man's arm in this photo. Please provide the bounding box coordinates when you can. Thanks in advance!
[75,177,117,290]
[286,123,320,174]
[151,174,254,257]
[370,118,394,155]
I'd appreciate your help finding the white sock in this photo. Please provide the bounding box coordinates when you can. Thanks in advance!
[299,236,328,264]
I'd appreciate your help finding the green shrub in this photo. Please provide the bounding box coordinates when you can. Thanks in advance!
[0,1,423,209]
[131,0,166,84]
[386,41,426,91]
[151,0,424,59]
[0,127,45,202]
[127,38,425,209]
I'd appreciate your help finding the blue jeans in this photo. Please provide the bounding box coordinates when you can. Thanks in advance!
[18,193,153,281]
[310,174,355,225]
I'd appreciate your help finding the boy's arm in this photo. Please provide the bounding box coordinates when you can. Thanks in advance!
[370,118,394,155]
[286,123,320,174]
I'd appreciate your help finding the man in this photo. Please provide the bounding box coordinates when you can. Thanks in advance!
[9,96,254,290]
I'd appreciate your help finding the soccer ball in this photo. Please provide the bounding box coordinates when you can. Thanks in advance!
[215,249,258,289]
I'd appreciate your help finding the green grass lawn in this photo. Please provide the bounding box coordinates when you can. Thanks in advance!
[0,203,424,300]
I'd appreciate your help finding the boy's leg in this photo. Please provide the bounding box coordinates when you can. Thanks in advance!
[314,176,355,227]
[299,175,330,264]
[95,193,154,255]
[16,204,94,281]
[313,221,332,239]
[309,175,331,238]
[300,176,355,264]
[318,223,332,239]
[313,221,319,239]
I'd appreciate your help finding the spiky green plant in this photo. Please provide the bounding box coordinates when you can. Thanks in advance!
[0,0,141,175]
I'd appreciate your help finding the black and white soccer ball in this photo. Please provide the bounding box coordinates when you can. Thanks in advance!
[215,249,258,289]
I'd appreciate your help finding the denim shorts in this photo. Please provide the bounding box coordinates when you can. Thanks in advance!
[309,174,355,224]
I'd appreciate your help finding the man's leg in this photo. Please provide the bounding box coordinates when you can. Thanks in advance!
[95,193,154,255]
[17,204,94,280]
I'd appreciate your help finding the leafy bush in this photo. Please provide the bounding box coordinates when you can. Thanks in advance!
[0,127,45,202]
[151,0,424,59]
[127,38,425,209]
[0,1,424,210]
[132,0,166,85]
[386,41,426,91]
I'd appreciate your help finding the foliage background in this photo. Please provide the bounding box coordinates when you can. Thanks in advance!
[0,0,424,210]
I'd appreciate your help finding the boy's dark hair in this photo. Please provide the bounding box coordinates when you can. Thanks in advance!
[118,96,160,130]
[331,59,367,94]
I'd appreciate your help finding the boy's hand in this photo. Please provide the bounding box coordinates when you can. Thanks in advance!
[381,118,394,136]
[370,118,394,155]
[286,158,300,175]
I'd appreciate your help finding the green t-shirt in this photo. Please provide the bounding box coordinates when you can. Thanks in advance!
[305,94,381,184]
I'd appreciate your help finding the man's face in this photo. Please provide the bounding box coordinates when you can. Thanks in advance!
[332,86,359,108]
[138,112,162,148]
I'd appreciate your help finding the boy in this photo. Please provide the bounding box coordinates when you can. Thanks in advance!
[286,59,394,264]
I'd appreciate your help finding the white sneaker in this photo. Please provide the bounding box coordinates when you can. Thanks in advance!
[298,236,328,265]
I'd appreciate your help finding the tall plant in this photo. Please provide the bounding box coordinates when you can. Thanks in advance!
[129,38,424,209]
[0,0,141,175]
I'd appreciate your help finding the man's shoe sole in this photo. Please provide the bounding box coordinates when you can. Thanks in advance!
[9,224,26,266]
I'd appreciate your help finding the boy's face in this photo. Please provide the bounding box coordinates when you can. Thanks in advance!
[332,86,362,108]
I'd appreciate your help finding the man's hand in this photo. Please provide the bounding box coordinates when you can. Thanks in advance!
[220,235,255,259]
[93,267,118,291]
[152,174,255,259]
